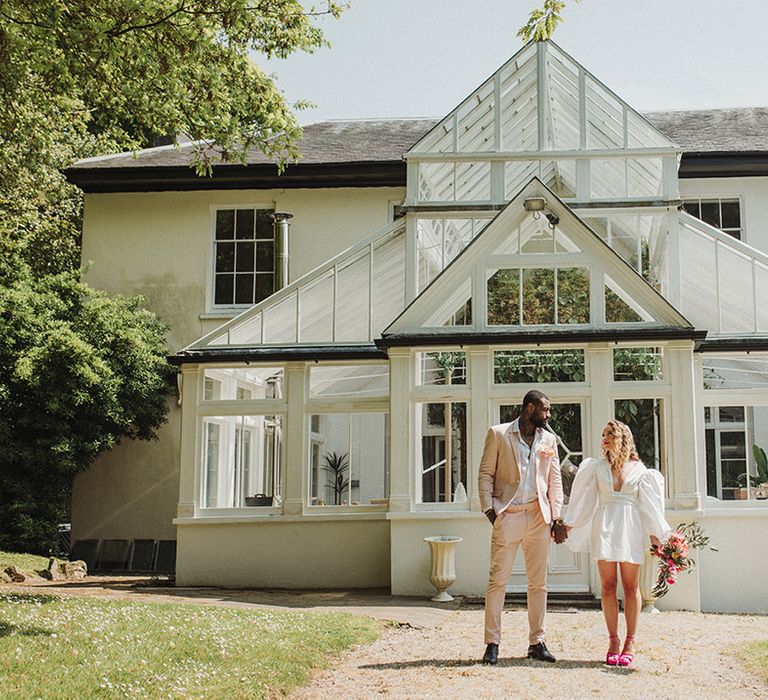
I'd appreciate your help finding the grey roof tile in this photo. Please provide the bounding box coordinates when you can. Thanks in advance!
[70,108,767,171]
[72,118,439,170]
[644,108,768,153]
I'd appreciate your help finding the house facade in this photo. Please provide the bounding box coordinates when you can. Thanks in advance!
[67,42,768,613]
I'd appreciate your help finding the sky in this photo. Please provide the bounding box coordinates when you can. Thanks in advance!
[261,0,768,124]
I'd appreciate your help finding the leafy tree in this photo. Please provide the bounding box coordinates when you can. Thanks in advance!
[0,263,174,553]
[518,1,580,43]
[0,2,344,550]
[0,0,344,274]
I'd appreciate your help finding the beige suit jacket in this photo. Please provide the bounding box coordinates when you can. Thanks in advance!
[477,421,563,524]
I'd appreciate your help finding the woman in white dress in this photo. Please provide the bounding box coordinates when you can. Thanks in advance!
[564,420,671,668]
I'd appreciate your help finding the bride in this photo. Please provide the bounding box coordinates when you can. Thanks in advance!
[564,420,671,668]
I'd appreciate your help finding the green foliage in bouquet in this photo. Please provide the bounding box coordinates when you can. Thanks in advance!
[650,522,717,598]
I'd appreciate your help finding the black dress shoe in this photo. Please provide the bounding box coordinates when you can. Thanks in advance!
[527,642,556,663]
[482,643,499,664]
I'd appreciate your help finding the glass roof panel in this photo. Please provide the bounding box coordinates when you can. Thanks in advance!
[717,244,755,333]
[679,221,717,330]
[298,270,334,343]
[544,44,580,151]
[499,42,539,151]
[457,80,495,152]
[424,277,473,327]
[756,263,768,332]
[585,77,624,149]
[408,41,676,159]
[229,313,262,345]
[678,213,768,335]
[371,233,406,335]
[263,293,297,344]
[189,222,405,350]
[605,276,653,323]
[335,252,370,342]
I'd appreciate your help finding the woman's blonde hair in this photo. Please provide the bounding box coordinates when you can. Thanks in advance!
[602,419,640,472]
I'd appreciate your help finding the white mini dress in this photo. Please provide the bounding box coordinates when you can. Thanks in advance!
[563,458,671,564]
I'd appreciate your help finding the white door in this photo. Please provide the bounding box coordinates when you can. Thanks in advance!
[496,400,592,593]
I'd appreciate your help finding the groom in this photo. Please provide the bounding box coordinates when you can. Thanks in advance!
[478,389,565,665]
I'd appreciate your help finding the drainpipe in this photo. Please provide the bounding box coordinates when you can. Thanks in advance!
[271,212,293,290]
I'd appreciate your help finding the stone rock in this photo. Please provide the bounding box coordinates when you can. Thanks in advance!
[61,560,87,580]
[40,557,62,581]
[4,566,25,583]
[0,570,12,583]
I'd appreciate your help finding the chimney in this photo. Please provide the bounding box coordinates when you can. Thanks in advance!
[271,212,293,290]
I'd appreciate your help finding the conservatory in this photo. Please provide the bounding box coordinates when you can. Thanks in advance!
[172,42,768,612]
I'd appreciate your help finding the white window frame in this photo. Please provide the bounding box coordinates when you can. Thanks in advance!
[305,361,390,512]
[681,195,744,241]
[411,346,472,511]
[485,264,593,328]
[196,364,287,515]
[207,203,276,313]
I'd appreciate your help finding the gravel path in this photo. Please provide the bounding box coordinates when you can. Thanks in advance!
[290,608,767,700]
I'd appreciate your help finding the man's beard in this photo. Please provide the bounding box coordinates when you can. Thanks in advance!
[531,414,547,428]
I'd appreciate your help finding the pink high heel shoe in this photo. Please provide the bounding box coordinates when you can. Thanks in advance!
[605,634,620,666]
[618,635,635,668]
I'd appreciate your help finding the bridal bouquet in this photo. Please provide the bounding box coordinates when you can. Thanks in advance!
[649,522,714,598]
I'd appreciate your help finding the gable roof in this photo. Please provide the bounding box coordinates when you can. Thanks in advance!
[406,41,676,157]
[381,177,695,347]
[66,109,768,192]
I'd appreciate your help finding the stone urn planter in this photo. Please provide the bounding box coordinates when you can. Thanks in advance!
[423,535,463,602]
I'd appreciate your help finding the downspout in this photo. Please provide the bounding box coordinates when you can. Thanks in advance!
[272,212,294,290]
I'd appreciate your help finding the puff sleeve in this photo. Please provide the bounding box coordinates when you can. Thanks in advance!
[637,468,672,540]
[563,458,599,553]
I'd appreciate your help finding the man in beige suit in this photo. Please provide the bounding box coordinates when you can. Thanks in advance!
[478,389,564,664]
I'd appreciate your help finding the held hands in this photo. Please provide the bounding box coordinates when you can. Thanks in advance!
[650,535,661,548]
[551,518,569,544]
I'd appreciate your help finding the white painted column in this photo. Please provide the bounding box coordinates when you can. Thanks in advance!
[405,160,418,206]
[177,365,201,519]
[404,214,418,304]
[692,352,709,502]
[468,345,491,512]
[388,348,412,512]
[666,212,682,308]
[667,342,700,509]
[282,361,307,516]
[587,344,613,457]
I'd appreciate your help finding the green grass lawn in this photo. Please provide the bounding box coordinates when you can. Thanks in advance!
[0,592,383,698]
[738,640,768,684]
[0,550,51,576]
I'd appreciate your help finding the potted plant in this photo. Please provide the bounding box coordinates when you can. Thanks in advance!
[753,445,768,499]
[322,451,349,505]
[736,472,759,498]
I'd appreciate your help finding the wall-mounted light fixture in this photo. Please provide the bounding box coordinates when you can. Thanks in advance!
[523,197,559,230]
[523,197,547,219]
[545,212,560,229]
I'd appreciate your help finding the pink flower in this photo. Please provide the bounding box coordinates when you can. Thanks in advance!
[537,447,555,459]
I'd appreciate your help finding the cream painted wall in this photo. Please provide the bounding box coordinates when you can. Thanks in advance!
[74,186,400,543]
[680,176,768,254]
[80,186,404,351]
[390,516,490,597]
[176,519,390,588]
[71,399,181,542]
[697,512,768,614]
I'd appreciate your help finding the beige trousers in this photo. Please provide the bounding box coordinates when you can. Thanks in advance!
[484,500,551,645]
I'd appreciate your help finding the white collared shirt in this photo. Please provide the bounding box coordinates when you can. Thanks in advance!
[510,418,541,505]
